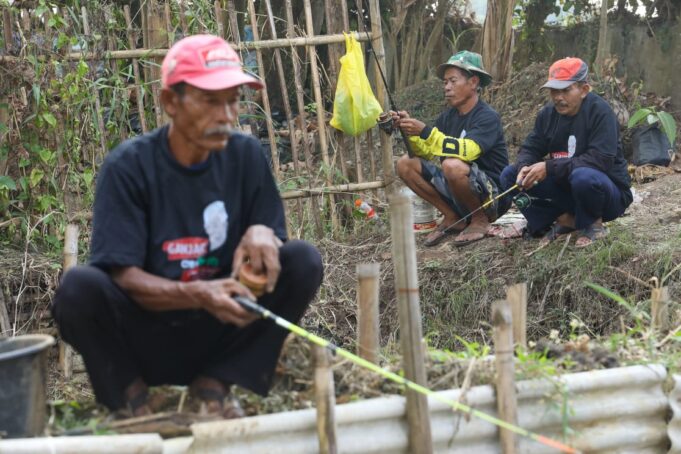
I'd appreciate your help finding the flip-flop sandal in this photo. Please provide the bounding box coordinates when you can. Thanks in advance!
[423,224,463,247]
[575,224,608,248]
[453,225,488,247]
[540,224,576,244]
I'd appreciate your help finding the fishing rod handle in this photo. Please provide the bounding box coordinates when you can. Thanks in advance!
[234,295,266,316]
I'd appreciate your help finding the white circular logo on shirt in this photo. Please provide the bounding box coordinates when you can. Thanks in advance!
[460,129,467,139]
[203,201,229,251]
[568,135,576,158]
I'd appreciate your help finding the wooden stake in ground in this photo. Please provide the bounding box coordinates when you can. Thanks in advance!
[314,345,337,454]
[124,5,149,134]
[492,299,518,453]
[506,282,527,349]
[389,194,433,454]
[356,263,380,363]
[651,286,670,332]
[59,224,79,379]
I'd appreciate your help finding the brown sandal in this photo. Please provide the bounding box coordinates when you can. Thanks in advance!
[424,223,464,247]
[190,377,245,419]
[453,224,488,247]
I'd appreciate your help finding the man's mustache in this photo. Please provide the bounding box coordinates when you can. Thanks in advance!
[204,126,238,137]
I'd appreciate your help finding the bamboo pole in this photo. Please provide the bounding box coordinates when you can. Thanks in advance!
[280,178,386,200]
[263,0,303,230]
[81,7,108,159]
[324,0,349,185]
[353,136,364,182]
[651,286,670,332]
[356,263,380,363]
[506,283,527,349]
[226,0,239,44]
[247,0,280,182]
[214,1,224,38]
[147,0,165,128]
[285,0,323,237]
[368,0,396,194]
[303,0,339,233]
[124,5,148,133]
[313,345,338,454]
[367,130,377,181]
[165,2,173,46]
[389,194,433,453]
[59,224,79,379]
[0,287,10,336]
[178,0,188,35]
[0,33,372,63]
[3,7,12,54]
[492,299,518,453]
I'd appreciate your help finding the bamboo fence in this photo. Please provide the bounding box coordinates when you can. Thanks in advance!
[0,0,394,239]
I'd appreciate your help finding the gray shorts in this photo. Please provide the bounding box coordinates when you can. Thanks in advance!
[420,159,505,222]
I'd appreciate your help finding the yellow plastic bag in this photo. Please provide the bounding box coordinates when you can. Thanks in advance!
[330,33,382,137]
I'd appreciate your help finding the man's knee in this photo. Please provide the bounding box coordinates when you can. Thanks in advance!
[280,240,323,290]
[569,167,607,195]
[500,164,519,190]
[441,158,470,182]
[52,266,112,325]
[396,155,421,181]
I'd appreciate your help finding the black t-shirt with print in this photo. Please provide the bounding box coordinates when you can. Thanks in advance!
[516,92,632,204]
[89,126,286,282]
[427,100,509,185]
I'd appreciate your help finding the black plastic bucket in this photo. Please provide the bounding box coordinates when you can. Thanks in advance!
[0,334,55,438]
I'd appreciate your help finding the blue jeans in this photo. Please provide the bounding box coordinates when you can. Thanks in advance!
[500,164,631,235]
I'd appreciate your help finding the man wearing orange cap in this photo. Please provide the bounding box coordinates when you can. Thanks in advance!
[51,35,323,417]
[500,57,632,247]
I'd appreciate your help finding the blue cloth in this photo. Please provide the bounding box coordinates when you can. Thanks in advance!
[500,164,630,235]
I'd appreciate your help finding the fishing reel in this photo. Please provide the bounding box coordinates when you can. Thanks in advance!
[512,192,552,209]
[377,112,394,134]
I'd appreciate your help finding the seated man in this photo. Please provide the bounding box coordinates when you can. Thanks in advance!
[52,35,323,417]
[500,57,633,247]
[394,51,510,247]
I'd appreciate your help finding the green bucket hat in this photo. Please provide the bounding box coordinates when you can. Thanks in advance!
[436,50,493,87]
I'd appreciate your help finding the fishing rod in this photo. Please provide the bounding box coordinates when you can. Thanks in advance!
[443,183,521,234]
[358,0,415,158]
[234,295,579,453]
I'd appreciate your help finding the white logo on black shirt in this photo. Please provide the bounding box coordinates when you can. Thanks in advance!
[203,201,229,251]
[568,135,576,158]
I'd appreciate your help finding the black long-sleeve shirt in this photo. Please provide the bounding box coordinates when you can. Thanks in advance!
[516,92,632,204]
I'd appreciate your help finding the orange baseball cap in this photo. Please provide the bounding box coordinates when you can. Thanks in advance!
[542,57,588,90]
[161,34,264,91]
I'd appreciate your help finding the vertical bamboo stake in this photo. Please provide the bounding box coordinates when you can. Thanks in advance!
[314,345,338,454]
[247,0,280,182]
[356,263,380,362]
[147,0,165,128]
[81,7,108,160]
[323,0,349,184]
[506,282,527,349]
[59,224,79,379]
[178,0,189,35]
[226,0,239,43]
[651,286,670,332]
[285,0,323,237]
[492,299,518,454]
[214,1,224,38]
[3,7,12,53]
[165,2,173,46]
[263,0,303,230]
[0,287,10,336]
[368,0,396,194]
[367,130,377,181]
[353,135,364,182]
[303,0,339,233]
[124,6,148,134]
[390,194,433,454]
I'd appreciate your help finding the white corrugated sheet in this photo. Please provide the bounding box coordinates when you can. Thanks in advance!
[186,364,669,453]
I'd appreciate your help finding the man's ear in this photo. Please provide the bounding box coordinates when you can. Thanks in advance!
[160,88,179,117]
[580,83,591,98]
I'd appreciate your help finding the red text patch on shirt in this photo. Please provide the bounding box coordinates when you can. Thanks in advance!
[163,237,209,260]
[550,151,569,159]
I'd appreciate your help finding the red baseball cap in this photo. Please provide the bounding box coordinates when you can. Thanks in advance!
[161,34,264,90]
[541,57,588,90]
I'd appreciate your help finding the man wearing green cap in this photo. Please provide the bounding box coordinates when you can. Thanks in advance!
[393,50,509,247]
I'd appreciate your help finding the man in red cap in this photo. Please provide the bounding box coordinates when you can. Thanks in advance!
[500,57,632,247]
[52,35,323,417]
